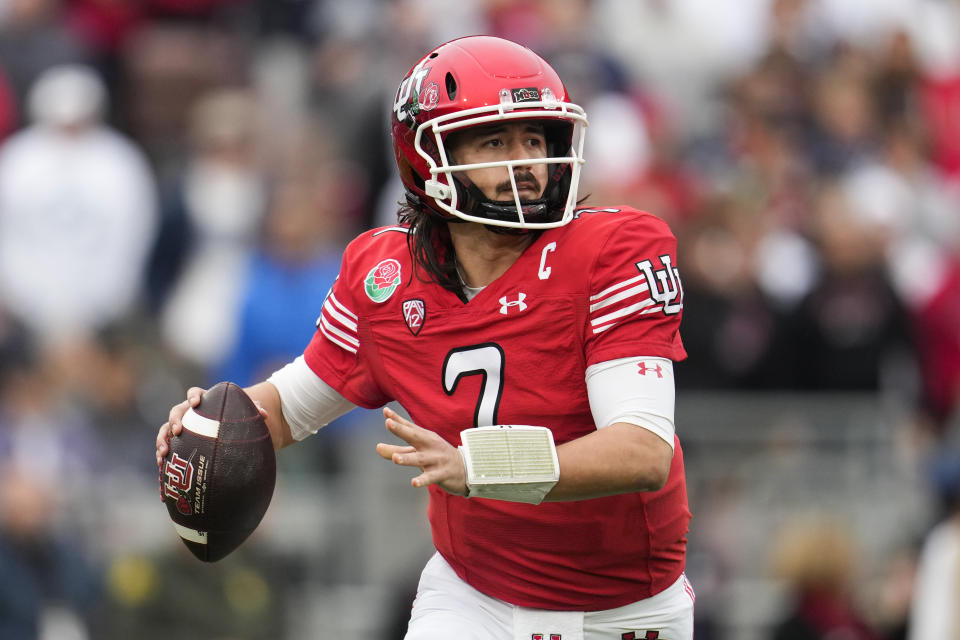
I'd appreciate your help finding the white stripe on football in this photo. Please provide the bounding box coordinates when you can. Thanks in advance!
[181,407,220,438]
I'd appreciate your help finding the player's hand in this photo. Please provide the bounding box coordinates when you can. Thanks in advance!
[156,387,205,468]
[376,407,468,497]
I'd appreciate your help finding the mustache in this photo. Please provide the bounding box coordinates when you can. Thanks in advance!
[496,170,541,196]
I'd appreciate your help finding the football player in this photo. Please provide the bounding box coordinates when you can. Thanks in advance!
[158,35,694,639]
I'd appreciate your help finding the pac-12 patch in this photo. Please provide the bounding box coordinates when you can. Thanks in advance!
[402,298,425,335]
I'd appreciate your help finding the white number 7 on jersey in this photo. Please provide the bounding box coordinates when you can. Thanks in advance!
[442,343,505,427]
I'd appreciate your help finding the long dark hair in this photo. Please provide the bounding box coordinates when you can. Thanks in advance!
[397,203,462,297]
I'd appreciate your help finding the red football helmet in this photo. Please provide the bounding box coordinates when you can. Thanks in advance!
[391,36,588,229]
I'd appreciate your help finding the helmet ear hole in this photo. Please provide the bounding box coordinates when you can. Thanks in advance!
[445,73,457,101]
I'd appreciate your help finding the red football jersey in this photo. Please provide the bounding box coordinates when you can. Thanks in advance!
[304,206,690,610]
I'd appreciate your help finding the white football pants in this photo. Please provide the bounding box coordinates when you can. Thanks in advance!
[404,553,694,640]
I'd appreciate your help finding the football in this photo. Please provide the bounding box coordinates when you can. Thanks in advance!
[160,381,276,562]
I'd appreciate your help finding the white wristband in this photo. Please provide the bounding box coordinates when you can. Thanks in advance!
[458,425,560,505]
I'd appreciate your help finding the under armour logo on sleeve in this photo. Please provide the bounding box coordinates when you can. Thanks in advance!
[637,362,663,378]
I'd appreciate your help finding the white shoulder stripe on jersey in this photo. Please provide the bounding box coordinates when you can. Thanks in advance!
[323,298,358,332]
[591,297,655,326]
[319,323,359,354]
[589,280,651,313]
[319,313,360,348]
[591,298,656,334]
[328,292,358,322]
[316,291,360,354]
[590,273,645,302]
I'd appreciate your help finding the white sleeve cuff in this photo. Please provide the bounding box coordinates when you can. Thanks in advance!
[585,356,676,448]
[267,356,357,441]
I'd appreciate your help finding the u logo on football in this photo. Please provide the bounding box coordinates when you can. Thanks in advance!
[164,452,195,514]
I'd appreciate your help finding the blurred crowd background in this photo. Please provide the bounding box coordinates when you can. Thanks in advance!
[0,0,958,638]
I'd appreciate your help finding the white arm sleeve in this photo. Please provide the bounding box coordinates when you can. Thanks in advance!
[585,356,676,449]
[266,355,357,441]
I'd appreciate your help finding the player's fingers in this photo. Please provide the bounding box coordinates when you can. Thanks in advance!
[383,406,420,430]
[375,442,415,460]
[167,400,187,424]
[390,449,429,469]
[156,422,169,447]
[252,400,268,419]
[411,472,429,488]
[156,422,171,466]
[412,466,468,496]
[411,468,445,489]
[385,415,430,447]
[167,400,189,435]
[168,387,206,435]
[186,387,205,406]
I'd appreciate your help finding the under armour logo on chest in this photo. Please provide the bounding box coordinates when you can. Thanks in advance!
[499,292,527,315]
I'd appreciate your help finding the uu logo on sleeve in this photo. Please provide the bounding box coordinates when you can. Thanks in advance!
[364,258,402,303]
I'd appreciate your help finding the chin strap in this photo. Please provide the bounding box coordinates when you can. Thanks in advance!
[461,179,563,228]
[407,179,563,229]
[477,197,551,221]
